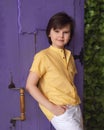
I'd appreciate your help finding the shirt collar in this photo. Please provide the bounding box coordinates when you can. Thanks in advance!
[49,45,71,63]
[49,45,65,54]
[49,45,71,54]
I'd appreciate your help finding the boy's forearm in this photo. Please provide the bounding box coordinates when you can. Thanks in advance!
[26,85,54,111]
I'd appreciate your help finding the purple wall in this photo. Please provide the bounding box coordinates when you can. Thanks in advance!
[0,0,84,130]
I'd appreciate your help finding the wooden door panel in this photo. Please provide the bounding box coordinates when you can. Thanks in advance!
[19,1,75,129]
[20,0,74,32]
[0,0,84,130]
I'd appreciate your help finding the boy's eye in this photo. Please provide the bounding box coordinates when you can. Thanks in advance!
[64,31,70,34]
[54,30,59,33]
[53,29,70,34]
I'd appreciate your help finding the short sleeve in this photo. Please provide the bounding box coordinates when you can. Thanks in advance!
[71,54,77,75]
[30,53,46,77]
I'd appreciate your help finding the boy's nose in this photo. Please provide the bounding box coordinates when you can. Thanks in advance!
[59,32,64,37]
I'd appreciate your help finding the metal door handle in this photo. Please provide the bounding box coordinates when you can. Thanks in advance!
[20,88,25,121]
[8,79,26,127]
[10,88,26,121]
[9,81,26,122]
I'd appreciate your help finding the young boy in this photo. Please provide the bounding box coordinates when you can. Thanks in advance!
[26,12,83,130]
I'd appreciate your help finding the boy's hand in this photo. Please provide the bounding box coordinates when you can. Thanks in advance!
[49,103,68,116]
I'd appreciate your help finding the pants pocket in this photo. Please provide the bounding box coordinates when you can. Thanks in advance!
[52,109,70,121]
[51,105,84,130]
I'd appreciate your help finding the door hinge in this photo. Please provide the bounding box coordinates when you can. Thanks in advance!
[74,47,84,65]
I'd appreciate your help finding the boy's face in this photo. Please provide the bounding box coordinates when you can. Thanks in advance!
[48,25,71,49]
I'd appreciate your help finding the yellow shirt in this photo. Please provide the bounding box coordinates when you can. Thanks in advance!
[30,46,81,120]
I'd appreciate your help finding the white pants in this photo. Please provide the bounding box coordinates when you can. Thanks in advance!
[51,105,83,130]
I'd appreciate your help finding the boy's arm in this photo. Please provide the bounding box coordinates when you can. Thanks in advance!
[26,71,67,116]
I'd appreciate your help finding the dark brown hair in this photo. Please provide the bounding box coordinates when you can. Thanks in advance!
[46,12,74,45]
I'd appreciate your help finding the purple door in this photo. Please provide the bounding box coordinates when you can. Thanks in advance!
[0,0,84,130]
